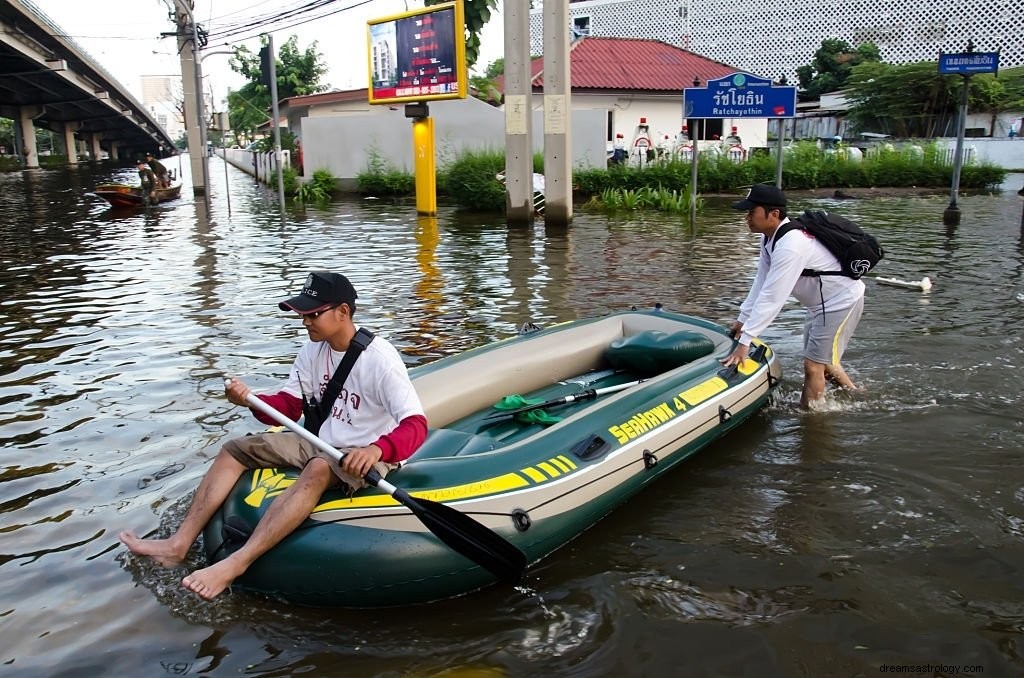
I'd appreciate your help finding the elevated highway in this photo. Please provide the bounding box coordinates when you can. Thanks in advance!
[0,0,176,168]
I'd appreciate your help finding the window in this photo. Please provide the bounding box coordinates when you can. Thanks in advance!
[572,16,591,37]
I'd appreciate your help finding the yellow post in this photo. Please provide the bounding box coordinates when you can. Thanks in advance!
[413,116,437,216]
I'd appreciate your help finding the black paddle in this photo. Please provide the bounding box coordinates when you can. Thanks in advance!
[231,380,527,582]
[483,380,644,421]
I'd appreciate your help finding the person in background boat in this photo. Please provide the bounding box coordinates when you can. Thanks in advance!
[136,159,158,205]
[120,271,428,600]
[145,152,171,187]
[722,183,866,408]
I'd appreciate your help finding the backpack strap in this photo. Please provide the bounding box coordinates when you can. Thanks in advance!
[317,327,375,423]
[767,220,803,252]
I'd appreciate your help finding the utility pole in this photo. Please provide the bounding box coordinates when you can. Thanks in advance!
[267,34,286,209]
[542,0,572,226]
[172,0,209,198]
[503,1,534,224]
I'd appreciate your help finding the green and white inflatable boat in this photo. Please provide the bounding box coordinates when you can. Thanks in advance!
[202,307,781,607]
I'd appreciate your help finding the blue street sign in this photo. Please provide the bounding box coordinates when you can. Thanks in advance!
[683,72,797,119]
[939,52,1000,74]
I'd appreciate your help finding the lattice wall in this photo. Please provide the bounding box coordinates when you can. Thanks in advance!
[529,0,1024,83]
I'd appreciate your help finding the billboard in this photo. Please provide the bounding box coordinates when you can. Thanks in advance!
[367,1,467,104]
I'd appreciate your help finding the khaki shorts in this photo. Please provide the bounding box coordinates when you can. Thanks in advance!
[223,431,397,492]
[803,296,864,365]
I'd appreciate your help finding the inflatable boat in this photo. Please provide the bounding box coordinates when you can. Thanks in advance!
[202,307,781,607]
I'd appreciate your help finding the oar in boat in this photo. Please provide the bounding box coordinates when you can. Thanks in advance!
[231,380,527,582]
[483,380,645,421]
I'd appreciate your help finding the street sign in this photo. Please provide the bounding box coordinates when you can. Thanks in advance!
[939,51,1000,74]
[683,72,797,119]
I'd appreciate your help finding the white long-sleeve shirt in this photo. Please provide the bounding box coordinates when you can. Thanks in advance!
[737,219,866,345]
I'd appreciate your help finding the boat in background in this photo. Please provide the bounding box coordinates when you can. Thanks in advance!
[202,307,782,607]
[94,182,182,208]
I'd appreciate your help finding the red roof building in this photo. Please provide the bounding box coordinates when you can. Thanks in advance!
[497,36,764,149]
[522,37,739,93]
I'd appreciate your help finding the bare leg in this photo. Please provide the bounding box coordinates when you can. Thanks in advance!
[825,363,859,391]
[119,450,247,565]
[801,358,828,409]
[181,457,335,600]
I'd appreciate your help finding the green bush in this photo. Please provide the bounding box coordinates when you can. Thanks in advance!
[356,150,414,196]
[438,148,506,211]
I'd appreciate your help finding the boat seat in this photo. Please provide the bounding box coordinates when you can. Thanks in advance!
[409,427,499,461]
[605,330,716,376]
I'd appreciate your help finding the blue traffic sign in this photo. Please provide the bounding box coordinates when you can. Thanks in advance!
[683,72,796,119]
[939,52,1000,74]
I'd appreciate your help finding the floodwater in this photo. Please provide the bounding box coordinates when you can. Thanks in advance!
[1,157,1022,677]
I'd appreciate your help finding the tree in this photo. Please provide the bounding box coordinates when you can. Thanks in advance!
[796,39,882,98]
[470,57,504,105]
[228,35,328,144]
[426,0,497,69]
[845,62,1024,137]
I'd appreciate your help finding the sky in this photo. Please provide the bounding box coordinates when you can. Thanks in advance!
[36,0,505,109]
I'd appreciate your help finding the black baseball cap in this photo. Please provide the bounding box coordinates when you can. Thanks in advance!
[731,182,787,210]
[278,271,358,314]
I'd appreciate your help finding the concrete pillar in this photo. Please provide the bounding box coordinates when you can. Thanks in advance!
[503,1,535,224]
[89,133,102,161]
[176,3,207,196]
[62,122,79,165]
[109,141,121,161]
[542,1,572,226]
[18,106,43,169]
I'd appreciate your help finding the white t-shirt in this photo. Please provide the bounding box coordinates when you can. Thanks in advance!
[738,220,866,344]
[279,331,424,448]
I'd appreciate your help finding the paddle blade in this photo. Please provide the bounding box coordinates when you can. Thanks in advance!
[408,495,527,582]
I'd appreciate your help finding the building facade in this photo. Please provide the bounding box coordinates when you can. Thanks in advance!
[530,0,1023,82]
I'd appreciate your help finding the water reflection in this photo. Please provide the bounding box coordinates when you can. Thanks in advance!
[1,164,1023,675]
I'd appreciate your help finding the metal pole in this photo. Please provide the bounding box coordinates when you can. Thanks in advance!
[944,73,970,225]
[267,34,286,209]
[220,112,231,216]
[775,118,785,188]
[689,128,699,228]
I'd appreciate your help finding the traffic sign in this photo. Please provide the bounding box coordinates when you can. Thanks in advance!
[939,51,999,74]
[683,73,796,119]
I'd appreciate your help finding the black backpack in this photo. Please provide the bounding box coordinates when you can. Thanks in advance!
[770,210,883,279]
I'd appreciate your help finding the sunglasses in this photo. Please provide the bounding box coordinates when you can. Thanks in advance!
[302,305,337,320]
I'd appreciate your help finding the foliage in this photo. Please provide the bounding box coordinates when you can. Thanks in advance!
[292,168,336,203]
[569,141,1005,207]
[845,61,960,137]
[282,166,298,195]
[228,36,328,141]
[470,59,505,104]
[438,148,506,210]
[586,187,701,214]
[426,0,497,68]
[356,150,415,196]
[795,39,882,98]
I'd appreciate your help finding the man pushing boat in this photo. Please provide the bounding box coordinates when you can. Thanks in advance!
[120,271,427,600]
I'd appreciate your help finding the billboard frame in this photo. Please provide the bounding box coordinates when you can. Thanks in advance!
[366,1,467,105]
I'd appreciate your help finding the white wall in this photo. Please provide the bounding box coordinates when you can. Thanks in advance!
[297,96,608,183]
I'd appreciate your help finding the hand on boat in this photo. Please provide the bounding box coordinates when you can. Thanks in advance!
[342,444,383,479]
[721,343,749,367]
[223,377,252,407]
[727,321,744,340]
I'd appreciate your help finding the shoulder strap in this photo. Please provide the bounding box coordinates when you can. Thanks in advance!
[768,220,804,252]
[318,327,375,421]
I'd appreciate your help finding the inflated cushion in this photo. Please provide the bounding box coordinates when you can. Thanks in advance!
[604,330,716,376]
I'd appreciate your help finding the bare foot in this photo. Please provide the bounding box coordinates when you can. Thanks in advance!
[119,530,188,567]
[182,560,243,600]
